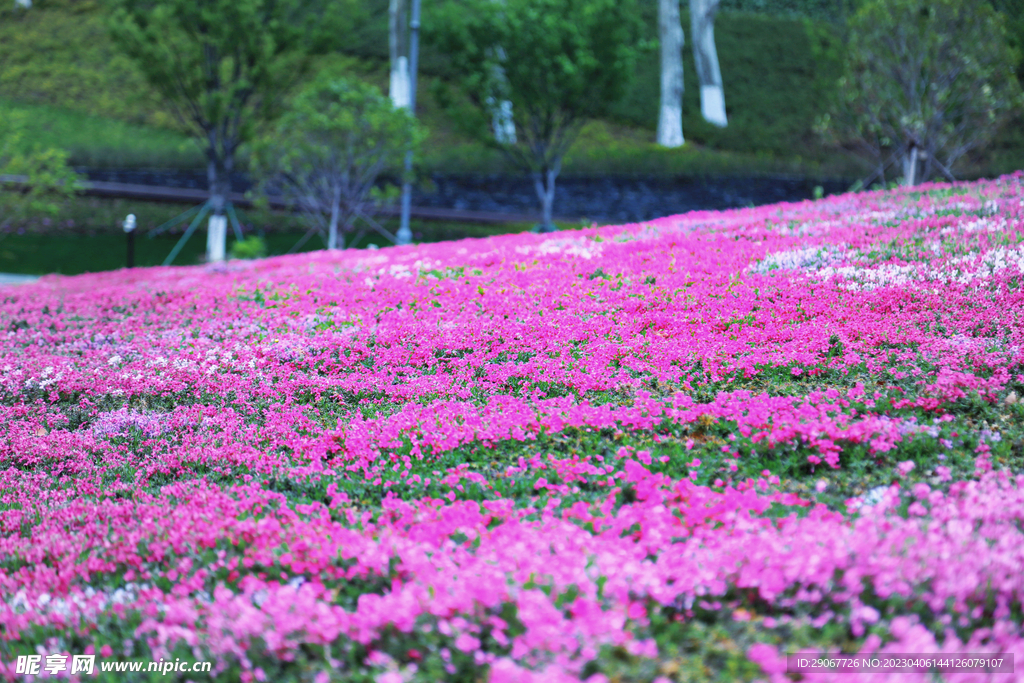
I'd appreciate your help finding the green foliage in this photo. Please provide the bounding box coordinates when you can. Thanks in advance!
[598,9,845,158]
[426,0,645,224]
[0,2,175,130]
[229,235,268,260]
[251,77,422,249]
[428,0,645,151]
[1,0,1018,180]
[719,0,857,20]
[821,0,1022,182]
[988,0,1024,82]
[106,0,359,206]
[0,112,84,224]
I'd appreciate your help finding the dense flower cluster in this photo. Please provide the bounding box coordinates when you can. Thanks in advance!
[1,175,1022,681]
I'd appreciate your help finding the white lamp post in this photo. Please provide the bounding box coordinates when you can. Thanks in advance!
[123,213,137,268]
[396,0,421,246]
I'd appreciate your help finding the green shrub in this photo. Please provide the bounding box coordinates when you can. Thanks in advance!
[0,111,84,225]
[229,236,268,260]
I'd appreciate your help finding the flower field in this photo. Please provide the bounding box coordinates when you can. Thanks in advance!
[2,174,1023,682]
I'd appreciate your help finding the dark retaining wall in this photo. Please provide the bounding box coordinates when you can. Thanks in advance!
[77,169,852,223]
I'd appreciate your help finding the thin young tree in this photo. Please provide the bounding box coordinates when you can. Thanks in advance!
[657,0,685,147]
[108,0,353,262]
[428,0,642,230]
[822,0,1021,186]
[691,0,727,127]
[251,78,421,251]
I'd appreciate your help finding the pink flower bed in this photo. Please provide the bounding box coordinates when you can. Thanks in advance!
[1,175,1023,681]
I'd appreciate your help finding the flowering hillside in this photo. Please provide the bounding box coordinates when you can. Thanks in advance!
[1,174,1023,682]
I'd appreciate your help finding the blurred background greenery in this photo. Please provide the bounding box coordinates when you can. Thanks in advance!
[0,0,1020,275]
[5,0,1018,177]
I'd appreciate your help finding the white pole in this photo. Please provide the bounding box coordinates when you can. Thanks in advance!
[207,215,227,262]
[396,0,421,246]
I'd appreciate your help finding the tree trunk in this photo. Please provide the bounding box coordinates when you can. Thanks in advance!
[491,93,517,144]
[389,0,411,108]
[691,0,727,127]
[532,161,560,231]
[328,184,341,250]
[903,143,919,186]
[205,151,232,263]
[657,0,685,147]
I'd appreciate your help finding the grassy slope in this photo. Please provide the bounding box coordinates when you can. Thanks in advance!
[0,97,203,169]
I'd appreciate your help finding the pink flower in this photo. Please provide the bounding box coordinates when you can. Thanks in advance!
[455,633,481,652]
[747,643,787,674]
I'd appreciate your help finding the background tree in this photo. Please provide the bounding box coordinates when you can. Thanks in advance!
[428,0,643,230]
[108,0,355,261]
[691,0,727,127]
[657,0,685,147]
[0,112,82,227]
[251,78,421,251]
[989,0,1024,84]
[821,0,1021,186]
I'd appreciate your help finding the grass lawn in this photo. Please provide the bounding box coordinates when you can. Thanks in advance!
[0,97,203,170]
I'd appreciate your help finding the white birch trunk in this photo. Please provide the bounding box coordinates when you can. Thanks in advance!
[488,94,517,144]
[533,158,561,230]
[903,144,919,186]
[533,171,555,228]
[328,185,341,249]
[691,0,728,127]
[389,0,410,109]
[657,0,685,147]
[390,57,411,109]
[488,44,516,144]
[206,215,227,263]
[14,0,31,8]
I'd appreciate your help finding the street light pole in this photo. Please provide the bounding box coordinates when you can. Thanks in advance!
[396,0,421,246]
[123,213,137,268]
